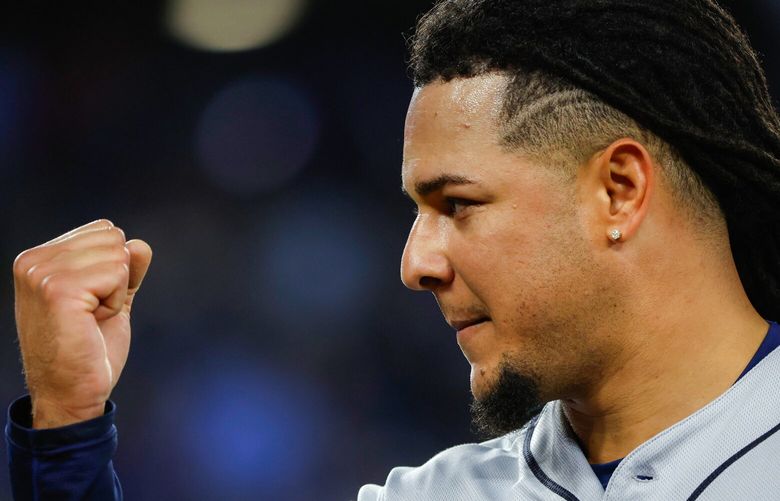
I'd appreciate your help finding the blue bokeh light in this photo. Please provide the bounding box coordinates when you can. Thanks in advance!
[161,351,332,498]
[196,76,320,196]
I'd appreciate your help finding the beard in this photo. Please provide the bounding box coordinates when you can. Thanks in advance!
[469,359,545,439]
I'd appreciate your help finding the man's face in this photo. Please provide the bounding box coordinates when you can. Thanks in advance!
[400,74,614,417]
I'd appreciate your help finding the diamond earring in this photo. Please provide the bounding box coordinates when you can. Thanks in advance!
[609,228,622,242]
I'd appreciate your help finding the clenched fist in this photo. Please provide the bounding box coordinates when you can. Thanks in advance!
[12,219,152,429]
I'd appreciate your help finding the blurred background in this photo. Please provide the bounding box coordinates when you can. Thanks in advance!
[0,1,777,500]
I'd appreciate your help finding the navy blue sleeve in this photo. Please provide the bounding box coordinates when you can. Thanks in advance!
[5,395,122,501]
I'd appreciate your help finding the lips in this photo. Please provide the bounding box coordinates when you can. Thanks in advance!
[450,317,490,332]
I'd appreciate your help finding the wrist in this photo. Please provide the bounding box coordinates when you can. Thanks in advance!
[31,398,106,429]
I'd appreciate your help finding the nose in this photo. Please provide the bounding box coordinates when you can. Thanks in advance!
[400,214,454,291]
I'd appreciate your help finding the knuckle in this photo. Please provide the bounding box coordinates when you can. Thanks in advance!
[39,275,64,301]
[102,246,128,264]
[25,263,51,287]
[117,246,131,264]
[13,250,36,277]
[111,261,130,279]
[107,227,126,244]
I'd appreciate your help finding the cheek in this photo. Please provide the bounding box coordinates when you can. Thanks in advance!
[452,236,524,305]
[459,214,594,322]
[453,220,543,300]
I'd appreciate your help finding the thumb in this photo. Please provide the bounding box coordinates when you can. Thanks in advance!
[125,239,153,306]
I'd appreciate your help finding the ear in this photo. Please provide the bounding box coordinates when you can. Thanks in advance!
[582,138,654,244]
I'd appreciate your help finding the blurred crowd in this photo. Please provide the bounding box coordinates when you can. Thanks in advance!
[0,2,777,500]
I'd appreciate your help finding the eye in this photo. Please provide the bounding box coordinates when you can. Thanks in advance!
[444,197,479,217]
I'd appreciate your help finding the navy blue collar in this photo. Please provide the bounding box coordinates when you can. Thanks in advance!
[736,321,780,381]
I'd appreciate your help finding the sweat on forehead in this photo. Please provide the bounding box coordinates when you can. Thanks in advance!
[409,75,505,129]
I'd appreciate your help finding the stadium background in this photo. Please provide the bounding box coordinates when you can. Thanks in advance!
[0,1,777,499]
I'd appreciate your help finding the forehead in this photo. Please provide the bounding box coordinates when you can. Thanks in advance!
[405,74,506,139]
[402,74,509,189]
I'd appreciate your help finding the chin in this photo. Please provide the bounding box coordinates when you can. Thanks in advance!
[469,358,546,438]
[469,362,498,399]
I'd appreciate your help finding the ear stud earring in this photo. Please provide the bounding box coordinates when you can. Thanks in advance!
[609,228,622,242]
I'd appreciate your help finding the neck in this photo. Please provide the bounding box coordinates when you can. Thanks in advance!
[562,253,768,464]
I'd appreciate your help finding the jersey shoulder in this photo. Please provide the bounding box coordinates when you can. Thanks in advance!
[357,430,528,501]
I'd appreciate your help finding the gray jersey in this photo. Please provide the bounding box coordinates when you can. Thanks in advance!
[358,347,780,500]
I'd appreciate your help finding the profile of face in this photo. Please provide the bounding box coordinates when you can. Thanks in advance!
[400,74,619,436]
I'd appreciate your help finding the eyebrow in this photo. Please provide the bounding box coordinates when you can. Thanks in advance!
[402,174,478,197]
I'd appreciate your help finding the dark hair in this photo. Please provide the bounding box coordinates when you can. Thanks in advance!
[409,0,780,320]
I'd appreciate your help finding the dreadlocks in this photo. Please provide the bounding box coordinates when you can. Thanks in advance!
[409,0,780,320]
